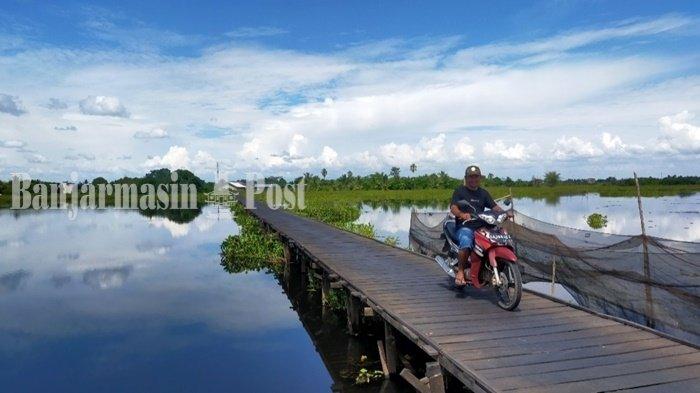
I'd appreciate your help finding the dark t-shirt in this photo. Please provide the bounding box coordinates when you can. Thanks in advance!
[451,186,496,229]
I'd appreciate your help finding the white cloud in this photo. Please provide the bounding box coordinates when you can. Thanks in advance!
[601,132,644,155]
[319,146,339,167]
[0,93,26,116]
[143,146,190,170]
[657,111,700,154]
[1,140,26,149]
[553,136,603,160]
[134,128,168,139]
[79,95,129,118]
[454,136,475,160]
[0,14,698,179]
[483,140,538,161]
[193,150,216,169]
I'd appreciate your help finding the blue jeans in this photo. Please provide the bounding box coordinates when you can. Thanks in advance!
[456,227,474,250]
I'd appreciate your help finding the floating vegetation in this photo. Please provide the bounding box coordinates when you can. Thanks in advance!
[355,368,384,385]
[586,212,609,229]
[220,202,285,275]
[339,355,385,385]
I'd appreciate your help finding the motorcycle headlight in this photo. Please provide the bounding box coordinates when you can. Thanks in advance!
[480,214,496,225]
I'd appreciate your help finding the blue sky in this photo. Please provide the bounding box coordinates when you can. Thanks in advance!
[1,0,699,180]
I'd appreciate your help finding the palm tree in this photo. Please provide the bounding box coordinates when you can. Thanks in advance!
[321,168,327,179]
[409,163,417,174]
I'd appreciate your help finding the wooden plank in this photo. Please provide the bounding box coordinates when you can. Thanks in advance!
[492,351,700,390]
[480,344,697,380]
[464,338,678,371]
[612,377,700,392]
[436,318,619,345]
[508,363,700,393]
[451,332,659,362]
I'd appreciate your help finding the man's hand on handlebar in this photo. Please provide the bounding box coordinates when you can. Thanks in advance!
[506,210,514,219]
[460,212,472,221]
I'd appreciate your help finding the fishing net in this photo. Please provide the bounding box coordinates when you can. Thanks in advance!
[409,211,700,346]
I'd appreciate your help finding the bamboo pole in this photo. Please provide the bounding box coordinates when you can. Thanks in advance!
[634,172,655,328]
[551,256,557,297]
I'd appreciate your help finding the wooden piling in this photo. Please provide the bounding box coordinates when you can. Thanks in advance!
[383,321,398,376]
[345,291,362,335]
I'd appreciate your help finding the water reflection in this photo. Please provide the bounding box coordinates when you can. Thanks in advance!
[359,193,700,245]
[0,206,347,392]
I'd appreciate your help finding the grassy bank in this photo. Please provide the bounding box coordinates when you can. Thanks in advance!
[302,183,700,206]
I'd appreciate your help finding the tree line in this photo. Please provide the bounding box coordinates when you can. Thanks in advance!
[260,167,700,191]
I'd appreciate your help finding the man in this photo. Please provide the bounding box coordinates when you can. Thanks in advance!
[450,165,511,286]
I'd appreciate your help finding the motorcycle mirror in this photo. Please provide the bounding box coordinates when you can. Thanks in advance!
[503,197,512,206]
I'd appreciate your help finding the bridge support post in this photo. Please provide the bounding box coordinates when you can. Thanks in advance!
[399,362,445,393]
[384,321,399,376]
[321,273,331,318]
[426,362,446,393]
[345,291,362,335]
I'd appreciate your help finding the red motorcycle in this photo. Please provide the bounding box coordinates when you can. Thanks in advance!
[436,201,522,310]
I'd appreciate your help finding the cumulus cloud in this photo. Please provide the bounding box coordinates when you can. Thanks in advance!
[79,95,129,118]
[134,128,169,139]
[0,94,26,116]
[46,98,68,110]
[601,132,644,155]
[54,125,77,131]
[454,136,476,160]
[143,146,190,170]
[143,146,218,171]
[483,140,539,161]
[553,136,603,160]
[657,111,700,154]
[378,133,453,167]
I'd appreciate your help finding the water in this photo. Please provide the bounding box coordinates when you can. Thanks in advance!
[0,206,405,392]
[357,194,700,246]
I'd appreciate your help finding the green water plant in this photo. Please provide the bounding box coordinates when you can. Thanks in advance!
[355,368,384,385]
[586,212,609,229]
[220,202,285,274]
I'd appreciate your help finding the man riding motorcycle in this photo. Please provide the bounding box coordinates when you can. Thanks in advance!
[450,165,512,287]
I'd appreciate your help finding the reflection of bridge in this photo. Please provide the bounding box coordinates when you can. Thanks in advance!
[249,201,700,393]
[278,264,407,393]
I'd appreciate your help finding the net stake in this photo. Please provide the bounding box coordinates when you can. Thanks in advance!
[634,172,655,328]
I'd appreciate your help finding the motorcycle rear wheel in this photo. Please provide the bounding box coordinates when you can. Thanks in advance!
[496,262,522,311]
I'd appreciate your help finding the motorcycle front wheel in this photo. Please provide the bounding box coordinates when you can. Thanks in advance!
[495,262,522,311]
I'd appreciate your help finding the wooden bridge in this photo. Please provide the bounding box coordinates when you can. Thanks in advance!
[247,202,700,393]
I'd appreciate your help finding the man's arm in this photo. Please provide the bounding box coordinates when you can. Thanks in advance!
[485,190,513,216]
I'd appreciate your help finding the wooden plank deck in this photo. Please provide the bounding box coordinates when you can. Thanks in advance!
[247,203,700,393]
